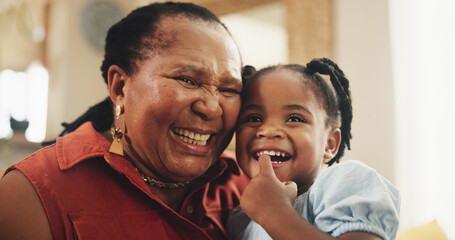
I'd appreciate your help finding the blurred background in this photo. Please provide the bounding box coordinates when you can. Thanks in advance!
[0,0,454,238]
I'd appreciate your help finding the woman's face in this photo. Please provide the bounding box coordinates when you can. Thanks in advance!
[119,17,242,182]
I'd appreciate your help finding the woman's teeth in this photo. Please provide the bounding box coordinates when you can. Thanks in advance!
[175,128,210,146]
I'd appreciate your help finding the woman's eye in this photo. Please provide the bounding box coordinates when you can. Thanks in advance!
[219,88,240,97]
[287,115,305,123]
[175,77,198,88]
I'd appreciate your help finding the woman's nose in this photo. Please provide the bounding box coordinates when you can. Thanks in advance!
[256,122,284,139]
[191,89,223,120]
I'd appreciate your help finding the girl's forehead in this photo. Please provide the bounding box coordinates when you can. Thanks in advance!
[253,69,315,92]
[243,68,325,109]
[247,70,316,98]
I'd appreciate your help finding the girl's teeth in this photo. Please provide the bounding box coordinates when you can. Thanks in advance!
[256,150,289,157]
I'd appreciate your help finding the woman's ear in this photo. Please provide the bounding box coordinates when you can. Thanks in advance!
[324,128,341,161]
[107,65,127,107]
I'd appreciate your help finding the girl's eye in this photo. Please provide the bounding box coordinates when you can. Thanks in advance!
[175,77,198,88]
[244,115,262,123]
[286,115,305,123]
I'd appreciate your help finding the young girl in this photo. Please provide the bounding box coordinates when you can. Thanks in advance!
[228,58,400,240]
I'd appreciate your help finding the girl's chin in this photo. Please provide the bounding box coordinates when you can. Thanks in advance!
[247,166,260,178]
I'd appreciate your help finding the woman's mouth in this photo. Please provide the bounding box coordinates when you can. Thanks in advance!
[173,128,211,146]
[253,150,291,163]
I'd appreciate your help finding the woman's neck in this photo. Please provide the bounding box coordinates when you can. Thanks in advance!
[148,183,195,211]
[124,152,196,211]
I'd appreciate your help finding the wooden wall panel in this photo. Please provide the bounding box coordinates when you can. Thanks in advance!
[184,0,279,16]
[183,0,334,65]
[285,0,334,64]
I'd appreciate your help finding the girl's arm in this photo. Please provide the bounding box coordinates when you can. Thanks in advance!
[240,155,382,240]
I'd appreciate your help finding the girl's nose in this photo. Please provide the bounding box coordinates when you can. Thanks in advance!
[256,122,284,139]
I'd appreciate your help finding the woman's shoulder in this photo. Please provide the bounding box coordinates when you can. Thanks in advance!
[0,170,53,239]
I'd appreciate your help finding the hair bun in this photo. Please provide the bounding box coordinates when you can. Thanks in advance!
[306,58,333,75]
[241,65,256,81]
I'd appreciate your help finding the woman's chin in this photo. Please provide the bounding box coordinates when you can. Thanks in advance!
[166,162,213,181]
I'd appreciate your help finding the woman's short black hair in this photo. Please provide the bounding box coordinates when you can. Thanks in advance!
[100,1,230,83]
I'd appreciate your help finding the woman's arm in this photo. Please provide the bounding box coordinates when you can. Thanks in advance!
[0,170,53,240]
[240,156,383,240]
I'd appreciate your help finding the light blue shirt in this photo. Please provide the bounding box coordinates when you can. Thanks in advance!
[227,160,400,240]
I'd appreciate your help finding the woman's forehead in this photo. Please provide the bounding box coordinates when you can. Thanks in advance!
[150,15,231,51]
[143,17,240,69]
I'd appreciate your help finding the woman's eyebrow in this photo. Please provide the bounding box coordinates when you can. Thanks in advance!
[221,77,242,89]
[172,65,242,87]
[171,65,205,76]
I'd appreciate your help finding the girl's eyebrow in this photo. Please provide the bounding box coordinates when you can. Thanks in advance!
[284,104,313,116]
[241,104,263,111]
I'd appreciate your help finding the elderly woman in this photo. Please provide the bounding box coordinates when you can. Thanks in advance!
[0,2,248,239]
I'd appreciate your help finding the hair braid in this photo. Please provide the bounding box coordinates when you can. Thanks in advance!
[42,97,113,146]
[306,58,353,165]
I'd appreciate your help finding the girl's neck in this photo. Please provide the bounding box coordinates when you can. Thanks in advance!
[297,182,313,196]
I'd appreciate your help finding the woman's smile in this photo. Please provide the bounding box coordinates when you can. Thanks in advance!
[170,127,215,155]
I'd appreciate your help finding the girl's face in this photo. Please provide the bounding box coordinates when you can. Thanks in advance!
[236,69,340,192]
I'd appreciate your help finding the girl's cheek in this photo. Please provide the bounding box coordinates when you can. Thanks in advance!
[248,161,260,178]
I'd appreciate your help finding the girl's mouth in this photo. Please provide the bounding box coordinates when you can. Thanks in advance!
[253,150,291,163]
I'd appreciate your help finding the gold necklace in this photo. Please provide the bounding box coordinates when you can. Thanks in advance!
[135,168,190,189]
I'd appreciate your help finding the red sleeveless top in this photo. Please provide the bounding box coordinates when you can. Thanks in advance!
[7,122,248,240]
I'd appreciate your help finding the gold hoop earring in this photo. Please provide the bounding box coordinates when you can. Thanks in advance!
[109,105,124,156]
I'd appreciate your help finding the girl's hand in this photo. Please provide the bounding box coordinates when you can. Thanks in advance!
[239,156,384,240]
[240,154,297,225]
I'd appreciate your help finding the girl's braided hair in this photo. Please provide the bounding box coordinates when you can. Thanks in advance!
[241,58,352,166]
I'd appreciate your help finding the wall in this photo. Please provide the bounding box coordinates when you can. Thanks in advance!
[45,0,172,139]
[222,2,288,69]
[46,0,111,138]
[334,0,397,182]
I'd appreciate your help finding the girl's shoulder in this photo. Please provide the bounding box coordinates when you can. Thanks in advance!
[304,160,400,240]
[315,160,391,188]
[310,159,399,203]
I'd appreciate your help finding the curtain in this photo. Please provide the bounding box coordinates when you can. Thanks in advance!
[389,0,455,237]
